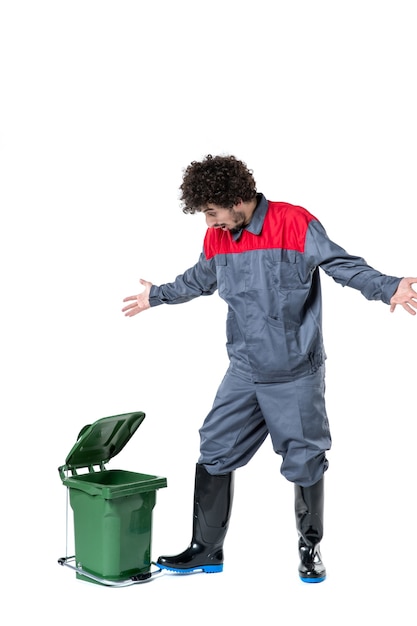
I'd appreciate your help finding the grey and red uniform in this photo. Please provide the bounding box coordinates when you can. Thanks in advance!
[149,193,400,486]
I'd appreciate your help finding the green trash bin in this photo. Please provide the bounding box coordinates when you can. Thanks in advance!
[58,411,167,585]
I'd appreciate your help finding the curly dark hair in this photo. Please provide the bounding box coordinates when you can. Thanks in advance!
[180,154,257,214]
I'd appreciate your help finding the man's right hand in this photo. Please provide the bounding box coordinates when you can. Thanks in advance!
[122,279,153,317]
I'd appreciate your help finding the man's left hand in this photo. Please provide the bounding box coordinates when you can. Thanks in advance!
[390,277,417,315]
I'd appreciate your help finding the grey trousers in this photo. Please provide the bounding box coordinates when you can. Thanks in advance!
[198,364,331,487]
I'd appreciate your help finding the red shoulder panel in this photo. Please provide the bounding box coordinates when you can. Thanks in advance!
[204,202,317,260]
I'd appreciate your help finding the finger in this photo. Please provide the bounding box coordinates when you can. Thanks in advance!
[124,304,143,316]
[402,303,417,315]
[121,301,138,312]
[139,278,151,290]
[122,295,137,303]
[402,297,417,309]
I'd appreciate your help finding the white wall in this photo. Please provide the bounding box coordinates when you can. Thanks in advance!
[1,1,416,623]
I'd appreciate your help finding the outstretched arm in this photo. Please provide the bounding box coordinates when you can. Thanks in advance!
[305,221,411,307]
[122,253,218,318]
[122,279,152,317]
[390,277,417,315]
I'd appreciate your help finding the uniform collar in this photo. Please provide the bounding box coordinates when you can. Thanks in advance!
[231,193,268,241]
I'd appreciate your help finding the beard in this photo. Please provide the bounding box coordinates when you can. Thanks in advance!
[228,209,247,233]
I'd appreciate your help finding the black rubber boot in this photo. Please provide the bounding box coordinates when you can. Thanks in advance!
[157,463,234,573]
[295,477,326,583]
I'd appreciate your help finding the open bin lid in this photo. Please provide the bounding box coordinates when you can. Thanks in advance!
[62,411,146,473]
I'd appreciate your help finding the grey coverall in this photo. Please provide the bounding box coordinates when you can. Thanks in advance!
[149,194,401,486]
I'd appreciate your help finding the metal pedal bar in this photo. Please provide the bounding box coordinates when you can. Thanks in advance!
[57,556,165,587]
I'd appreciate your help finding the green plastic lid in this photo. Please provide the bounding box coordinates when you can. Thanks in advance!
[63,411,146,471]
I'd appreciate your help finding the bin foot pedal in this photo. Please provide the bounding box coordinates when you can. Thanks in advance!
[130,571,152,582]
[58,556,165,586]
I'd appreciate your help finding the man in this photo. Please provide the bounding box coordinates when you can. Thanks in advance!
[122,154,416,583]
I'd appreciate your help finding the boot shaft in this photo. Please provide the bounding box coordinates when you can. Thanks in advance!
[294,477,324,546]
[193,463,234,544]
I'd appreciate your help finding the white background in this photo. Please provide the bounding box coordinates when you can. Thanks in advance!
[1,1,416,623]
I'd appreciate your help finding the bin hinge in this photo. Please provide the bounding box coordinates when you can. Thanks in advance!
[58,462,107,481]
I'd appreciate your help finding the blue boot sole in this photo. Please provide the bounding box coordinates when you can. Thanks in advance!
[300,575,326,583]
[156,562,223,574]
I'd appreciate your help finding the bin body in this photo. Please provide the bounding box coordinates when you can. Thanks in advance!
[59,412,167,584]
[67,470,163,581]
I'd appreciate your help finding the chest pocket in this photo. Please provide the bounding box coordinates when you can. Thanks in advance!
[272,260,301,289]
[261,249,301,290]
